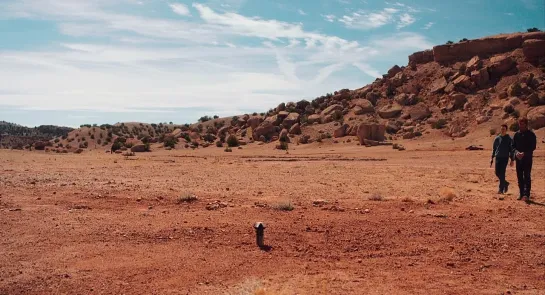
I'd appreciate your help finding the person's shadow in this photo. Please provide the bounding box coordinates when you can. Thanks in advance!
[527,200,545,207]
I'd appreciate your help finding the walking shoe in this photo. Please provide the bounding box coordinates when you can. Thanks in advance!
[504,182,509,194]
[517,195,523,200]
[497,189,503,194]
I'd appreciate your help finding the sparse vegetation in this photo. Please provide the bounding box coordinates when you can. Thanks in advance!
[226,135,239,147]
[224,147,232,152]
[527,28,541,32]
[446,40,454,45]
[438,187,456,203]
[401,197,414,203]
[432,119,447,129]
[199,116,212,122]
[489,128,497,136]
[509,122,519,132]
[216,141,223,147]
[163,135,178,149]
[511,110,520,118]
[274,202,294,211]
[368,193,384,201]
[459,38,468,42]
[177,194,198,204]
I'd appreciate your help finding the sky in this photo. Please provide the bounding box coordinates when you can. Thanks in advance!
[0,0,543,127]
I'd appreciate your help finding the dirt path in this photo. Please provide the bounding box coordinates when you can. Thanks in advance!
[1,145,544,294]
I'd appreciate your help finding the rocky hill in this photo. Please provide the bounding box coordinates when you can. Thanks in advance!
[0,121,73,149]
[14,31,545,153]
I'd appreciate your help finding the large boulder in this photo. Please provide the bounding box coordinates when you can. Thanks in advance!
[470,68,490,88]
[391,72,406,87]
[277,111,289,119]
[351,99,374,114]
[409,103,431,121]
[253,121,275,139]
[321,104,343,116]
[528,106,545,130]
[365,92,380,105]
[357,124,386,144]
[387,65,402,77]
[446,93,467,112]
[289,123,301,135]
[218,126,230,137]
[265,115,281,126]
[131,144,147,152]
[279,129,290,143]
[307,114,321,124]
[333,124,348,138]
[282,112,300,129]
[466,56,482,72]
[276,103,286,112]
[488,55,516,77]
[523,39,545,62]
[453,75,472,89]
[246,116,262,129]
[429,77,448,94]
[378,103,403,119]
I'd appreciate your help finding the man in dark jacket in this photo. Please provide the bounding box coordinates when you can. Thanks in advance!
[512,118,537,202]
[492,124,514,194]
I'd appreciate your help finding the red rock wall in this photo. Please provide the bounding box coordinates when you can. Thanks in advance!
[408,32,545,65]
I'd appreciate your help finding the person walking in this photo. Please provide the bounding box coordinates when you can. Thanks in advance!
[491,124,514,194]
[512,118,537,202]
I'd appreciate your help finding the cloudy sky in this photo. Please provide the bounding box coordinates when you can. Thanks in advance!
[0,0,543,127]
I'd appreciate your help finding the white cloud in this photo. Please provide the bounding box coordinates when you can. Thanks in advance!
[340,8,398,30]
[397,13,415,29]
[169,3,191,16]
[322,14,336,23]
[297,9,307,16]
[423,22,434,29]
[0,1,433,119]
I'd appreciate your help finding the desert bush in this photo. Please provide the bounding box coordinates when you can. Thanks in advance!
[438,187,456,203]
[489,128,497,136]
[231,116,239,126]
[277,141,289,150]
[125,142,134,148]
[432,119,447,129]
[177,194,198,204]
[216,141,223,148]
[66,144,72,150]
[511,110,520,118]
[224,147,232,152]
[54,138,60,143]
[226,135,239,147]
[446,40,454,44]
[459,38,468,42]
[164,135,178,149]
[509,122,519,132]
[274,202,294,211]
[527,27,541,32]
[111,141,123,152]
[401,197,414,203]
[368,193,384,201]
[213,115,219,119]
[199,115,212,122]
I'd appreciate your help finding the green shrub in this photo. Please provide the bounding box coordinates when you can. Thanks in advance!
[164,135,178,149]
[527,28,541,32]
[489,128,496,136]
[432,119,447,129]
[509,122,519,132]
[226,135,239,147]
[274,202,294,211]
[216,141,223,148]
[111,141,123,152]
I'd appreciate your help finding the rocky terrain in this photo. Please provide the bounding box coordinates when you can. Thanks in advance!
[1,31,545,295]
[6,31,542,155]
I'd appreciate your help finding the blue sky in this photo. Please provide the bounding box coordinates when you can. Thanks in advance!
[0,0,543,127]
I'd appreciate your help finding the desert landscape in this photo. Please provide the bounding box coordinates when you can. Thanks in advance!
[2,30,545,294]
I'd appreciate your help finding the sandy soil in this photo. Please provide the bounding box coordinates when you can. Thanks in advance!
[1,137,544,295]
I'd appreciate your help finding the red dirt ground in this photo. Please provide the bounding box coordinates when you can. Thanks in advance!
[1,135,544,295]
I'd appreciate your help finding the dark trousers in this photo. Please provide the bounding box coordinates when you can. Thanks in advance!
[516,156,533,197]
[495,157,509,191]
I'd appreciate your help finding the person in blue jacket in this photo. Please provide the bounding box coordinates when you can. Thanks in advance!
[492,124,514,194]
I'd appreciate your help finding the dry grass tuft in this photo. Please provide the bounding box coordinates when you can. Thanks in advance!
[368,193,384,201]
[438,187,456,203]
[176,194,198,204]
[274,202,294,211]
[401,197,414,203]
